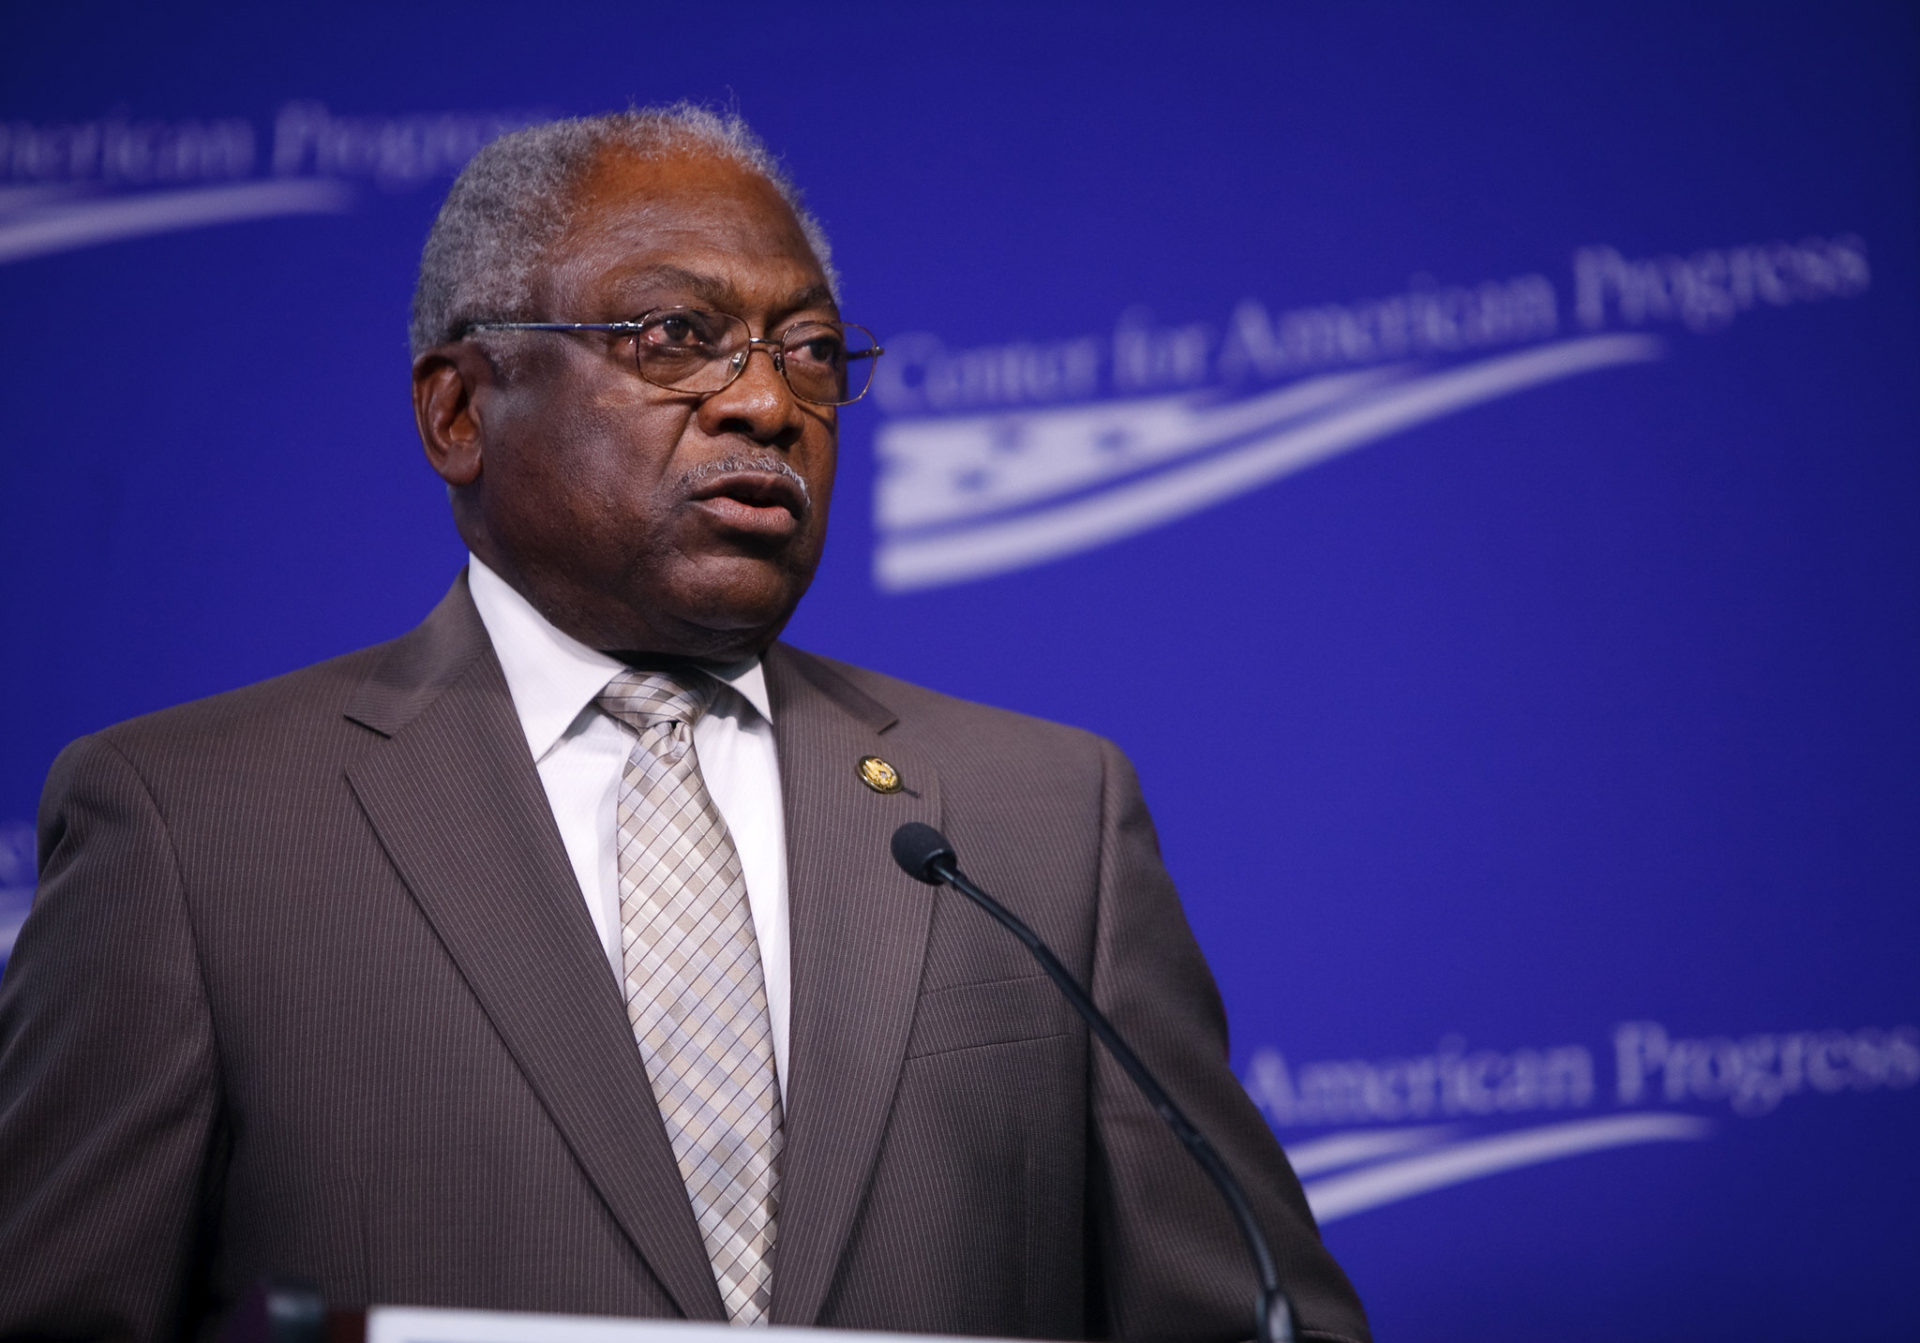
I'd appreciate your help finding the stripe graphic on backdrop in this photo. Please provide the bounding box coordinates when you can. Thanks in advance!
[0,104,538,265]
[1290,1113,1714,1223]
[0,181,355,264]
[871,233,1870,591]
[1258,1020,1920,1222]
[0,820,30,957]
[874,334,1661,591]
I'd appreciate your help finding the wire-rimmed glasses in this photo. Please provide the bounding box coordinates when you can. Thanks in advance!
[463,308,884,407]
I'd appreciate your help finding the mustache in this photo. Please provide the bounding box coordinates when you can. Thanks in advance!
[678,454,813,510]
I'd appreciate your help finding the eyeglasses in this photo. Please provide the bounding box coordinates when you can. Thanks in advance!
[463,308,884,407]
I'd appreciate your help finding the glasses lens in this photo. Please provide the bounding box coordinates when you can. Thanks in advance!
[632,308,747,392]
[781,321,880,405]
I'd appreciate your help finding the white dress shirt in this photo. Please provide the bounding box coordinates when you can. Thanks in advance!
[466,556,791,1096]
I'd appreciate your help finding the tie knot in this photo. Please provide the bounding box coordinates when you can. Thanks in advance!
[596,668,715,734]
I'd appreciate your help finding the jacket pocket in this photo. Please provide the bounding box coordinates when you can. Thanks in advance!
[903,973,1077,1060]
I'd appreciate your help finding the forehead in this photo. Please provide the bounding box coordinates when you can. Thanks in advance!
[537,149,832,318]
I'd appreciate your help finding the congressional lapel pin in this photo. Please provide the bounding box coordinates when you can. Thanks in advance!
[858,755,904,794]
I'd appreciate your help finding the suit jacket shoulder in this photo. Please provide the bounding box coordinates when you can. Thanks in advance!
[767,643,1112,785]
[764,643,1372,1343]
[63,578,488,781]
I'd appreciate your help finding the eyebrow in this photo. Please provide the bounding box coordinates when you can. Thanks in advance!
[616,264,837,319]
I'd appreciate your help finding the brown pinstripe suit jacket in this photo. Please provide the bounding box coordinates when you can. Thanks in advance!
[0,576,1369,1343]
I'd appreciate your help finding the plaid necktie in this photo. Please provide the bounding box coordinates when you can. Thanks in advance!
[597,669,782,1325]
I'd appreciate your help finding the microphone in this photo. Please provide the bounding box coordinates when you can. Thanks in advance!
[890,822,1295,1343]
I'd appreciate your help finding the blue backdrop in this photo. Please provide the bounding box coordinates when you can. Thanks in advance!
[4,5,1917,1339]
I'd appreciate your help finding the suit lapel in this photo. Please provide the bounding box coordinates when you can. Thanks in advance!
[342,580,726,1322]
[760,646,943,1327]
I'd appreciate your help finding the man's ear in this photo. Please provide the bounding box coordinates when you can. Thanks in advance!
[412,343,498,487]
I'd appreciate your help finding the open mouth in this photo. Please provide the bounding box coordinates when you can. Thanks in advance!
[687,470,809,534]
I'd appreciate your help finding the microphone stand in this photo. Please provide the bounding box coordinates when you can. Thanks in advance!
[892,823,1294,1343]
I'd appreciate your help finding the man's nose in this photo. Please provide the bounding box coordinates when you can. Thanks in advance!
[697,342,804,442]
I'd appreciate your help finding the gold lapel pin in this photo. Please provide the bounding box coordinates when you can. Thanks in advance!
[857,755,903,794]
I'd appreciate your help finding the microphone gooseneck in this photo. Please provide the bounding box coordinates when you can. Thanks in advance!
[888,822,1295,1343]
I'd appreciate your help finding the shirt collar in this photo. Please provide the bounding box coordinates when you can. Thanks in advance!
[466,554,773,762]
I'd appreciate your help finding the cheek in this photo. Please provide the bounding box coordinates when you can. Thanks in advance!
[484,438,677,573]
[802,427,839,515]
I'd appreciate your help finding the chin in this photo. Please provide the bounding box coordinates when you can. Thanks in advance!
[663,567,811,655]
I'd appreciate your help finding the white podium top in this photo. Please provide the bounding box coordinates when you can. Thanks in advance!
[368,1307,1010,1343]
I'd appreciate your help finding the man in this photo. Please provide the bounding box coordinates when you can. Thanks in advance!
[0,107,1369,1342]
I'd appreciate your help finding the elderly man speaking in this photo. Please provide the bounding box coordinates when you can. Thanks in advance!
[0,107,1369,1343]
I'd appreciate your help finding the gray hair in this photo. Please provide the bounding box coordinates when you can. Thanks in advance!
[408,103,837,359]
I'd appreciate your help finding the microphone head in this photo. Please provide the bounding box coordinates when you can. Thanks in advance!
[891,822,957,884]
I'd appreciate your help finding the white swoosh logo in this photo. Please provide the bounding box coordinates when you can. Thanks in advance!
[875,364,1407,532]
[0,892,30,958]
[1290,1112,1713,1223]
[873,333,1662,591]
[1284,1125,1459,1177]
[0,179,357,265]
